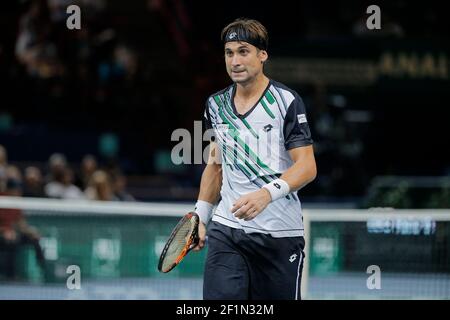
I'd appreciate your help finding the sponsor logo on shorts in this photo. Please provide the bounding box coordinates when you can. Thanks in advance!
[289,253,297,263]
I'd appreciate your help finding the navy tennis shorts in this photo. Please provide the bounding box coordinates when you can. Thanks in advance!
[203,221,305,300]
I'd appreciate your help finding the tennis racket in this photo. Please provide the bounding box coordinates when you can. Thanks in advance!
[158,212,200,273]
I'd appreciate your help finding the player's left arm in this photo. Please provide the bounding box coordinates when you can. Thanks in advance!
[280,145,317,191]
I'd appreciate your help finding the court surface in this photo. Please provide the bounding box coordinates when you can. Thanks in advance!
[1,272,449,300]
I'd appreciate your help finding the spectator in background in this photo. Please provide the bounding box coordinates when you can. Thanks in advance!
[85,170,117,201]
[111,171,135,202]
[0,166,46,280]
[0,168,6,194]
[0,145,7,169]
[75,154,97,190]
[23,166,46,198]
[45,167,85,199]
[3,166,23,197]
[15,0,65,79]
[45,153,67,183]
[113,44,139,82]
[0,145,8,192]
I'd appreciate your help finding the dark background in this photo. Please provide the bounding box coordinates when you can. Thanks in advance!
[0,0,449,206]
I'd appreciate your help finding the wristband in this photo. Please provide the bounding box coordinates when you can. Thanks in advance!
[262,179,290,202]
[194,200,214,224]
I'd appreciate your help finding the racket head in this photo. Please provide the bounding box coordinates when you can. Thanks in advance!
[158,212,200,273]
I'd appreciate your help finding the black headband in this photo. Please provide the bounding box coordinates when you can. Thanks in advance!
[223,29,268,51]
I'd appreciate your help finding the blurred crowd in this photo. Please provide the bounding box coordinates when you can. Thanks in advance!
[0,0,448,203]
[0,144,135,202]
[1,0,206,175]
[7,0,150,134]
[14,0,114,82]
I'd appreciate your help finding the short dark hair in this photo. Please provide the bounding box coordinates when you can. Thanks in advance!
[221,18,268,51]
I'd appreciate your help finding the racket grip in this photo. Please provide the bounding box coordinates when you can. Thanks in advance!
[187,235,200,252]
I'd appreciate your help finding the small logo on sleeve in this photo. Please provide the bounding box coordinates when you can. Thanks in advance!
[216,124,229,131]
[297,114,307,124]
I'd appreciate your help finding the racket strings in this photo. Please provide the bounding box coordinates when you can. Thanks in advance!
[161,216,196,271]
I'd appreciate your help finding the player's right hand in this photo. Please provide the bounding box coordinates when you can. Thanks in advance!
[192,222,206,251]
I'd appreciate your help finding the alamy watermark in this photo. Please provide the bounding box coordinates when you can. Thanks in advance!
[170,121,283,170]
[66,265,81,290]
[66,5,81,30]
[366,265,381,290]
[366,5,381,30]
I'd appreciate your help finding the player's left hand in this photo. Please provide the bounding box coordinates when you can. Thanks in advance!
[231,188,272,221]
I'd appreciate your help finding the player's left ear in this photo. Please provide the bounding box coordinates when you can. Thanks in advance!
[259,50,268,64]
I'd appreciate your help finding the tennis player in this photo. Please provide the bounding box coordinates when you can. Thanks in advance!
[193,18,317,300]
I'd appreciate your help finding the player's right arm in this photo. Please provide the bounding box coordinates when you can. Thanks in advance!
[193,141,222,251]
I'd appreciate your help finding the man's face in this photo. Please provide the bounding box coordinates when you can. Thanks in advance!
[224,41,267,84]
